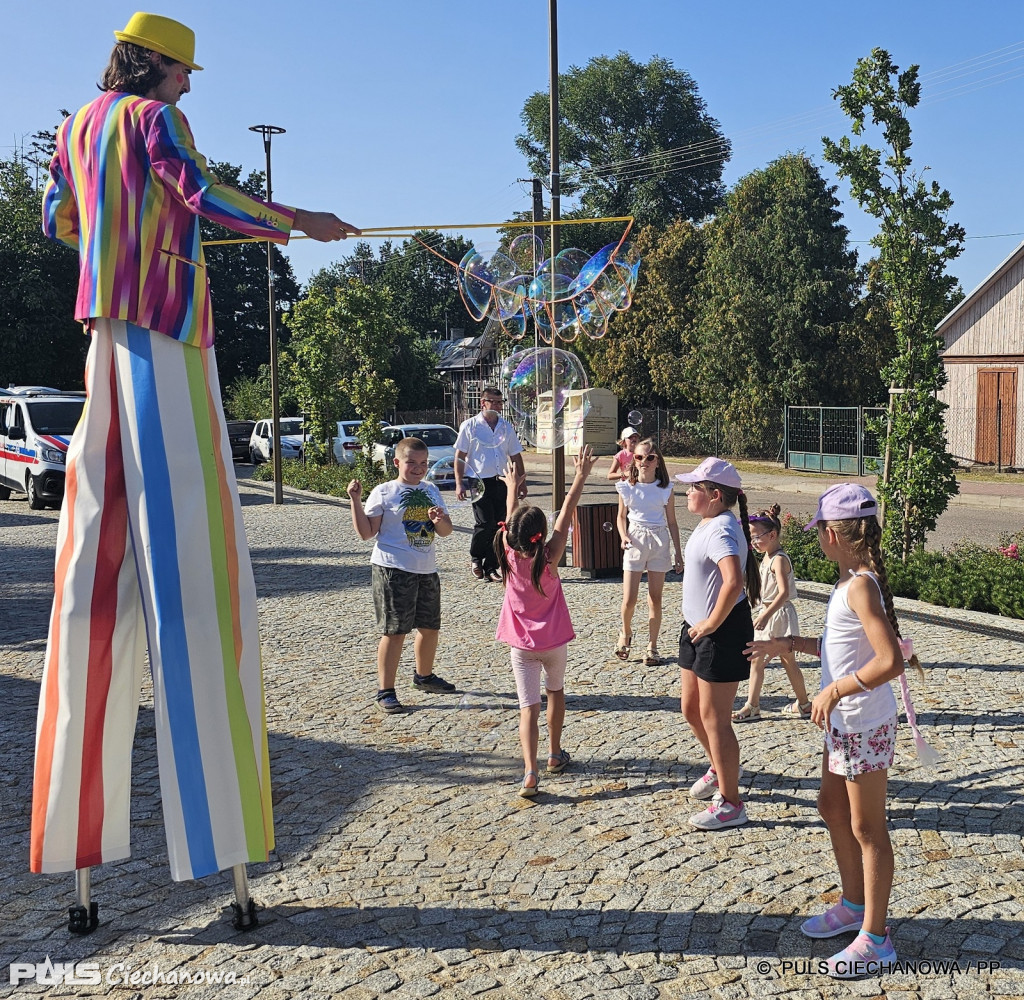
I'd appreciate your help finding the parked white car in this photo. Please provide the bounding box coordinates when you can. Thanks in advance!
[371,424,458,470]
[249,418,306,465]
[331,419,390,465]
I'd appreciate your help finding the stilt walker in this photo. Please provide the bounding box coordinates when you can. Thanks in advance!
[33,11,359,933]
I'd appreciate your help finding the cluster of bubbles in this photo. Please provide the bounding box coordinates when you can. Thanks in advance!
[458,235,640,343]
[501,347,590,449]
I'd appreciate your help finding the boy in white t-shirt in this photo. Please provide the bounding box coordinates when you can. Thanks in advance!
[347,437,457,713]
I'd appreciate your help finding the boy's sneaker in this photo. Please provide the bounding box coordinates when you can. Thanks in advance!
[689,764,745,799]
[413,672,456,693]
[689,797,748,830]
[801,899,865,939]
[376,689,404,714]
[826,929,896,979]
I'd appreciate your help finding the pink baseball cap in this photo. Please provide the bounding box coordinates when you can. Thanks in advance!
[804,483,879,530]
[675,457,742,490]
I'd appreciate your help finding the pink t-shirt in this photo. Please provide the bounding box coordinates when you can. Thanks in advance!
[614,449,632,473]
[495,547,576,651]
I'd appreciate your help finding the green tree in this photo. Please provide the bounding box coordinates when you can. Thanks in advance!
[692,153,863,445]
[223,366,273,420]
[579,219,706,408]
[201,162,300,384]
[284,278,399,470]
[516,52,729,230]
[0,154,86,388]
[823,48,964,560]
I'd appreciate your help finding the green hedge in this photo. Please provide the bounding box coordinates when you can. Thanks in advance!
[250,455,392,498]
[779,512,1024,619]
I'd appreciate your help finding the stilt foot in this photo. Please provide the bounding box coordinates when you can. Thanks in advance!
[231,897,259,931]
[68,901,99,935]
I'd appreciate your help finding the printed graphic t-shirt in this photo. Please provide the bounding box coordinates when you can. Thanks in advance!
[365,479,447,574]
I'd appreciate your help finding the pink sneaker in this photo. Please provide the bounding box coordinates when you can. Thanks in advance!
[801,899,864,938]
[689,797,748,830]
[826,929,896,979]
[689,764,744,800]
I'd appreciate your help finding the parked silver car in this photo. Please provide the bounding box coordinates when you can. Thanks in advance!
[371,424,458,469]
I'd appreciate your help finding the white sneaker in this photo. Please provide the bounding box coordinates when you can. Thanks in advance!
[689,797,748,830]
[689,764,744,800]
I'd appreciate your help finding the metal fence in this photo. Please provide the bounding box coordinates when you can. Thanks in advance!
[624,408,786,462]
[785,406,886,476]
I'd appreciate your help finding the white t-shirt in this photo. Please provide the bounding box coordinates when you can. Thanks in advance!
[364,479,447,575]
[682,512,747,624]
[454,413,523,478]
[615,480,674,528]
[821,571,899,734]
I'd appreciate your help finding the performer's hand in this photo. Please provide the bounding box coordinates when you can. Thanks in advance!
[294,209,361,242]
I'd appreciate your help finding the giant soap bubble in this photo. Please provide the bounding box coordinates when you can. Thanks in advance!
[502,347,590,449]
[451,240,640,342]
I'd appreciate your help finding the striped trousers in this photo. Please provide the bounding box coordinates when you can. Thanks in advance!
[31,320,274,881]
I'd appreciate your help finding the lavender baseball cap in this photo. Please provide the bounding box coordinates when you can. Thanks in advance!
[804,483,879,530]
[675,457,742,490]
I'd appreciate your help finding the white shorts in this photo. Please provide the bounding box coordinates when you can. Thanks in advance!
[623,524,672,574]
[510,644,567,708]
[753,601,800,641]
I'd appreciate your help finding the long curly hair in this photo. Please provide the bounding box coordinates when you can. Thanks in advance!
[493,505,549,594]
[825,515,924,677]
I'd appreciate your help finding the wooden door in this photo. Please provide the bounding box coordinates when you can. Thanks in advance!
[975,369,1017,466]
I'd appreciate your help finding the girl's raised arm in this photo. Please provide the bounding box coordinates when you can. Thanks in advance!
[548,447,597,565]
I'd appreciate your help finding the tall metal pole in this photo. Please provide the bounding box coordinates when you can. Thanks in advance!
[249,124,286,505]
[549,0,565,512]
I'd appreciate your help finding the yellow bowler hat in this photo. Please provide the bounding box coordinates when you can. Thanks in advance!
[114,12,203,70]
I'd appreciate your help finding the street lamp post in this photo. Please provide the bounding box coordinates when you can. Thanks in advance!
[249,124,286,505]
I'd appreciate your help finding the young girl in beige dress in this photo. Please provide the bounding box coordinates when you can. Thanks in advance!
[732,504,812,721]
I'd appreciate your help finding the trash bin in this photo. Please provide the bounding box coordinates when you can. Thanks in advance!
[570,502,621,578]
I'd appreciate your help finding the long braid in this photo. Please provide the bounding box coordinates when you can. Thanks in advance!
[736,491,762,606]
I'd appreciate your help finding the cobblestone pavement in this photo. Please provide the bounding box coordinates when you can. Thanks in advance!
[1,480,1022,999]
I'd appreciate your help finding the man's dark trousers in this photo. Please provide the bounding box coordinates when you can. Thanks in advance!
[469,476,508,573]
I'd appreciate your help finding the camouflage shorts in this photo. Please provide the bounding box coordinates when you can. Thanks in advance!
[371,564,441,635]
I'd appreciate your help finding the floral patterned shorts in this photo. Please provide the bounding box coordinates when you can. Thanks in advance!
[826,715,898,780]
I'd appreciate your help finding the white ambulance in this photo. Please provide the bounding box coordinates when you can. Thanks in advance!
[0,387,85,509]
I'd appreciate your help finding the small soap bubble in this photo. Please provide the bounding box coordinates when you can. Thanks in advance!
[602,521,614,532]
[627,409,643,427]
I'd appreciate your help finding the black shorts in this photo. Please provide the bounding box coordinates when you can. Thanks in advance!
[678,598,754,683]
[371,565,441,635]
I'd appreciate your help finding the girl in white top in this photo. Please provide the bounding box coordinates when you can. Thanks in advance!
[732,503,811,722]
[613,439,682,665]
[745,483,921,979]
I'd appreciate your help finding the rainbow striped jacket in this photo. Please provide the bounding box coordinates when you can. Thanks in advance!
[42,91,296,349]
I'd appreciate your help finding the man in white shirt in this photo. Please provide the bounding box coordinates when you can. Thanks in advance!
[454,386,527,581]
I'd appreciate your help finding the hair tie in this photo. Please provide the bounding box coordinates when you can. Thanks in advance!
[498,521,507,530]
[530,532,543,543]
[738,489,745,497]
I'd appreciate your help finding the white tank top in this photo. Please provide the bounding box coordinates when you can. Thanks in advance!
[820,571,898,734]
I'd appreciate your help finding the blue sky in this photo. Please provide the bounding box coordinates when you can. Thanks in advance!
[4,0,1023,301]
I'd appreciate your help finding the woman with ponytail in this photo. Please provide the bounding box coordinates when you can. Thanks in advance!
[746,483,914,978]
[494,448,598,798]
[674,457,760,831]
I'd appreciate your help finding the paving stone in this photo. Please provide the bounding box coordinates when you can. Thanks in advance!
[1,479,1023,1000]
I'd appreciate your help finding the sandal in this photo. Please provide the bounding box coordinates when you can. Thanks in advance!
[614,632,632,660]
[519,771,539,798]
[643,643,664,666]
[547,749,571,774]
[731,702,761,723]
[785,699,813,718]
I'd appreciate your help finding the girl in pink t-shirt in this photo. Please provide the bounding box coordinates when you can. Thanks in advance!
[606,426,640,480]
[495,448,598,798]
